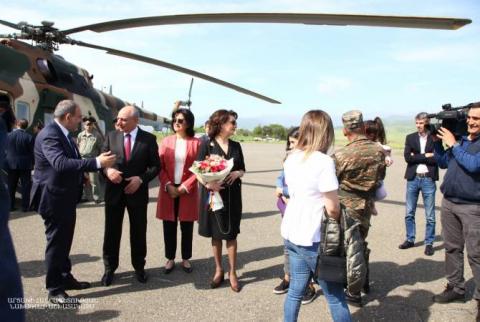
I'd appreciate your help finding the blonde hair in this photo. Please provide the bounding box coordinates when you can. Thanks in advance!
[296,110,334,157]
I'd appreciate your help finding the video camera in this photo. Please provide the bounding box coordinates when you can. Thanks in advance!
[426,102,480,139]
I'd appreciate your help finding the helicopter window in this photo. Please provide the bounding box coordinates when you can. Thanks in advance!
[97,120,106,136]
[15,101,30,122]
[44,113,54,126]
[36,59,57,82]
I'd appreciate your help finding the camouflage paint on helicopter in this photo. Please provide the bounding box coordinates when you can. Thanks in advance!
[0,39,169,134]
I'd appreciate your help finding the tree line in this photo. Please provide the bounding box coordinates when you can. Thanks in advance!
[194,124,294,140]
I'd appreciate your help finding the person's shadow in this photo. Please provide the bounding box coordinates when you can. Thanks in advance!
[351,257,474,321]
[19,254,100,278]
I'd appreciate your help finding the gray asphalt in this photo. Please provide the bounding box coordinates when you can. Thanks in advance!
[9,143,476,321]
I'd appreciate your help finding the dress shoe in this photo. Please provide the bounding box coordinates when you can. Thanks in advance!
[210,271,224,289]
[101,272,114,286]
[48,291,79,306]
[432,284,465,303]
[135,270,148,283]
[164,260,175,274]
[181,260,193,273]
[228,272,241,293]
[424,244,434,256]
[64,277,91,290]
[398,240,415,249]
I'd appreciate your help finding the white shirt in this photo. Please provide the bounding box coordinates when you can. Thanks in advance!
[281,150,339,246]
[124,126,139,153]
[416,132,428,174]
[174,137,187,184]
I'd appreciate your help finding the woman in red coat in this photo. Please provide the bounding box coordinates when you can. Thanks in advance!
[156,106,200,273]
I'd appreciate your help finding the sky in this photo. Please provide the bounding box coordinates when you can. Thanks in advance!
[1,0,479,128]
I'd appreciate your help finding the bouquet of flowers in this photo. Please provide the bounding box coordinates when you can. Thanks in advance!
[190,154,234,211]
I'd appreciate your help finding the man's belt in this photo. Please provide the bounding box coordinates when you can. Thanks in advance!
[338,188,373,199]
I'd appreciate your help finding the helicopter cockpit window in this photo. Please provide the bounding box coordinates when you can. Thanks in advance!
[15,101,30,122]
[36,58,57,82]
[59,72,74,84]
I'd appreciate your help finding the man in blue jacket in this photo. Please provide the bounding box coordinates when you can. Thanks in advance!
[30,100,116,305]
[6,119,34,212]
[432,106,480,321]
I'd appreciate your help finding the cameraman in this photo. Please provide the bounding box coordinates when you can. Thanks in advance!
[432,106,480,320]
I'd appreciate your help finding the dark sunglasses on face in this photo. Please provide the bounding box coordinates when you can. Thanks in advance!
[229,120,237,126]
[173,118,185,124]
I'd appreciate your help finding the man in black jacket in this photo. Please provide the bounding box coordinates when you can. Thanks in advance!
[399,113,438,256]
[5,119,34,212]
[101,105,160,286]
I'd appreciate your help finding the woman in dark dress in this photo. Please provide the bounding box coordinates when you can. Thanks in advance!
[196,109,245,292]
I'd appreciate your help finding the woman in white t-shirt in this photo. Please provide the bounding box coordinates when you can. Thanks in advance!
[282,110,351,322]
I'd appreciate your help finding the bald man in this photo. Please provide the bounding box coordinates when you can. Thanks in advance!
[101,106,160,286]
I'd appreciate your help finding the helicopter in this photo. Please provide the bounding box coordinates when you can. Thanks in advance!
[0,13,471,134]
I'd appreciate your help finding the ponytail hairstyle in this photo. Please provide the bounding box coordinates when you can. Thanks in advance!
[365,117,387,145]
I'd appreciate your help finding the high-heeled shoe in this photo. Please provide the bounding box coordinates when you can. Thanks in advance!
[210,271,224,289]
[228,272,241,293]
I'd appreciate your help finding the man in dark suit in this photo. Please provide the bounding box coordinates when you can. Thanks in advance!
[0,95,25,321]
[101,105,160,286]
[399,112,439,256]
[6,119,34,212]
[30,100,116,304]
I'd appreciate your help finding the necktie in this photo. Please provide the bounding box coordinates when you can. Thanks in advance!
[124,133,131,161]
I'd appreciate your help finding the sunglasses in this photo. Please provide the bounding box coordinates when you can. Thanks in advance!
[173,118,185,124]
[229,120,237,126]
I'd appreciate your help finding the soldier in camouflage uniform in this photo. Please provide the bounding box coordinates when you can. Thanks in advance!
[333,110,386,305]
[77,117,104,203]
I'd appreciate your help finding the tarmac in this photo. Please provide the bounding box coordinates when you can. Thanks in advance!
[8,142,477,321]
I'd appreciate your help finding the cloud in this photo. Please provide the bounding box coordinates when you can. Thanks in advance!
[317,77,352,95]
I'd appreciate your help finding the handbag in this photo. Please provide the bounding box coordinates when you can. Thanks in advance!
[276,197,287,216]
[315,206,347,284]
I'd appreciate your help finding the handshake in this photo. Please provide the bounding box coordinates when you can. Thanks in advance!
[97,151,117,168]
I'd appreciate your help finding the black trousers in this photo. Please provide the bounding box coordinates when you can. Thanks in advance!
[7,169,31,211]
[163,196,194,260]
[43,212,76,293]
[103,197,147,273]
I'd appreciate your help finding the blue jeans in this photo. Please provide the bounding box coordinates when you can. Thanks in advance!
[284,239,351,322]
[405,176,436,245]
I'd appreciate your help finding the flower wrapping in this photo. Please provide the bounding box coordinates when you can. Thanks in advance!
[190,155,234,211]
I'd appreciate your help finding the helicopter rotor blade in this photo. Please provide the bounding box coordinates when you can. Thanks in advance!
[73,40,280,104]
[188,78,194,101]
[62,13,471,35]
[0,19,22,31]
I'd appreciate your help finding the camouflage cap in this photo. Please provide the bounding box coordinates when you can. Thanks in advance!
[342,110,363,130]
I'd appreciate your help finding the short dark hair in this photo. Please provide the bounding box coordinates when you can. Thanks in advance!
[207,109,238,138]
[16,118,28,129]
[415,112,429,121]
[171,108,195,137]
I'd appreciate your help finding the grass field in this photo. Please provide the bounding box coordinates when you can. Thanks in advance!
[154,122,416,150]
